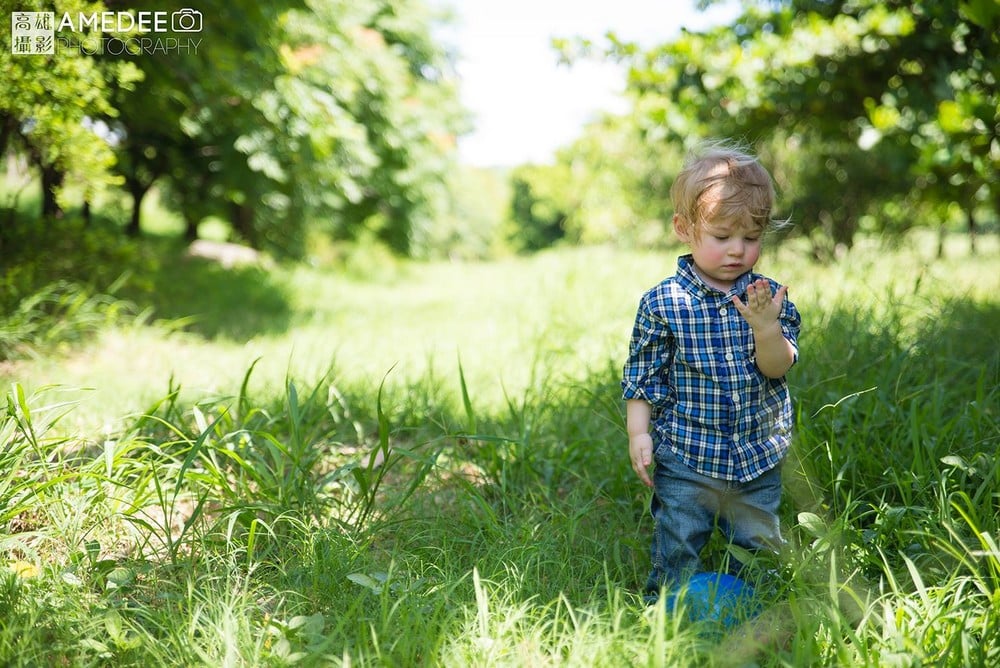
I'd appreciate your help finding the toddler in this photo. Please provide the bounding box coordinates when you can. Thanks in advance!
[621,142,801,601]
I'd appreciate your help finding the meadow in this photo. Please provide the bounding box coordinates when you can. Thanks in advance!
[1,231,998,666]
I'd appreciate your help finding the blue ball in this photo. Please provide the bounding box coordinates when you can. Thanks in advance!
[665,572,761,628]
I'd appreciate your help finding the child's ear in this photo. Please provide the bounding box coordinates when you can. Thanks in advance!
[673,214,692,243]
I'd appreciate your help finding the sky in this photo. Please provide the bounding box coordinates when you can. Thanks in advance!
[433,0,742,167]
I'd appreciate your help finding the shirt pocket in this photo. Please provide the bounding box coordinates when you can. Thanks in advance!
[673,335,717,379]
[670,344,731,430]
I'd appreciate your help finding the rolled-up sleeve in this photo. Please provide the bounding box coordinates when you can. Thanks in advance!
[621,291,674,402]
[778,291,802,365]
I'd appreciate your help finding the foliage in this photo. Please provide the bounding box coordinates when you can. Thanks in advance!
[0,213,149,360]
[506,163,570,252]
[0,280,135,361]
[0,212,152,302]
[552,0,999,258]
[427,165,510,259]
[273,0,465,255]
[505,114,684,251]
[1,0,464,260]
[0,0,142,217]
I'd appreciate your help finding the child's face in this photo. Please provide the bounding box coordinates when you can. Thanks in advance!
[674,214,762,292]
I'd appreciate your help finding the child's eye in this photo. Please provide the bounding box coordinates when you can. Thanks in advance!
[713,235,729,241]
[746,237,760,242]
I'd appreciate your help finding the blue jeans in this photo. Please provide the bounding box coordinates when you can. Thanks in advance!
[645,451,784,600]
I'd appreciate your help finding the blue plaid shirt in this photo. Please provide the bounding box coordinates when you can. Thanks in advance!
[622,255,801,482]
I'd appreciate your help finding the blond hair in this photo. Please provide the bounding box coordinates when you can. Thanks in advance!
[671,141,778,236]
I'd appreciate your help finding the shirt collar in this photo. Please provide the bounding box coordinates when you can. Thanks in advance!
[676,254,754,298]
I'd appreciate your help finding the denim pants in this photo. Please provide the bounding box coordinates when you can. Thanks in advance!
[645,451,784,600]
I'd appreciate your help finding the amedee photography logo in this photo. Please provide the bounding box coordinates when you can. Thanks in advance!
[10,8,204,56]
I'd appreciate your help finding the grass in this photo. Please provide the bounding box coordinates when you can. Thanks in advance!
[1,231,998,666]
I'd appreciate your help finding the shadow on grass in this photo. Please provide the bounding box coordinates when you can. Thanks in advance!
[3,212,294,342]
[788,294,1000,511]
[794,296,1000,413]
[126,245,294,341]
[911,299,1000,383]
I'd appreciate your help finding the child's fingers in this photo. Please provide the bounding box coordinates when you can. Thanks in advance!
[633,457,652,487]
[732,291,761,314]
[753,279,774,302]
[632,452,653,487]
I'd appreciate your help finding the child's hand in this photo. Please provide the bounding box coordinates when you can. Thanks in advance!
[629,433,654,488]
[732,279,788,331]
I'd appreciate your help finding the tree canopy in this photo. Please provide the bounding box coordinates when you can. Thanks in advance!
[3,0,997,262]
[1,0,463,257]
[513,0,999,258]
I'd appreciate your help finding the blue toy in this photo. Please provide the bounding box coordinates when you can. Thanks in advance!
[665,572,761,628]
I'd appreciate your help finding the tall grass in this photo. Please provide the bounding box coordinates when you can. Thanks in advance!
[1,235,998,666]
[0,279,137,360]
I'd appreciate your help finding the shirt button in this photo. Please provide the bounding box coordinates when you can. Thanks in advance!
[719,307,728,316]
[725,352,734,361]
[732,434,740,442]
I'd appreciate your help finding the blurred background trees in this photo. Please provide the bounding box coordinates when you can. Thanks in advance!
[1,0,996,270]
[530,0,998,260]
[1,0,463,260]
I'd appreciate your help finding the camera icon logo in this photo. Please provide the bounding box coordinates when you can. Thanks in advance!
[171,8,202,32]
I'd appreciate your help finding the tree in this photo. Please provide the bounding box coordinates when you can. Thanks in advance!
[0,0,141,221]
[277,0,464,255]
[3,0,463,260]
[592,0,998,257]
[506,164,569,252]
[504,113,684,252]
[106,0,306,250]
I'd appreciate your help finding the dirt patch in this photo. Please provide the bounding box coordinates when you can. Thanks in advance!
[186,239,267,269]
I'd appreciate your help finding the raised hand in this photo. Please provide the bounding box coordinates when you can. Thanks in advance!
[732,278,787,332]
[732,279,795,378]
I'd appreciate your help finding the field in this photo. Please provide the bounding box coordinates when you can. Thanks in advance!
[1,234,998,666]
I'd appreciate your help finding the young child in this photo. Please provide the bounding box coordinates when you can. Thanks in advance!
[621,142,801,602]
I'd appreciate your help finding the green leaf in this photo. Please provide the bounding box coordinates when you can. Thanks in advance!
[797,512,826,537]
[347,572,383,594]
[288,613,325,636]
[959,0,1000,30]
[937,100,968,134]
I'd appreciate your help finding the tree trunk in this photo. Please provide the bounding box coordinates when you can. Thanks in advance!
[183,211,199,241]
[40,164,64,218]
[0,114,13,158]
[125,178,150,236]
[967,207,977,255]
[230,201,256,247]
